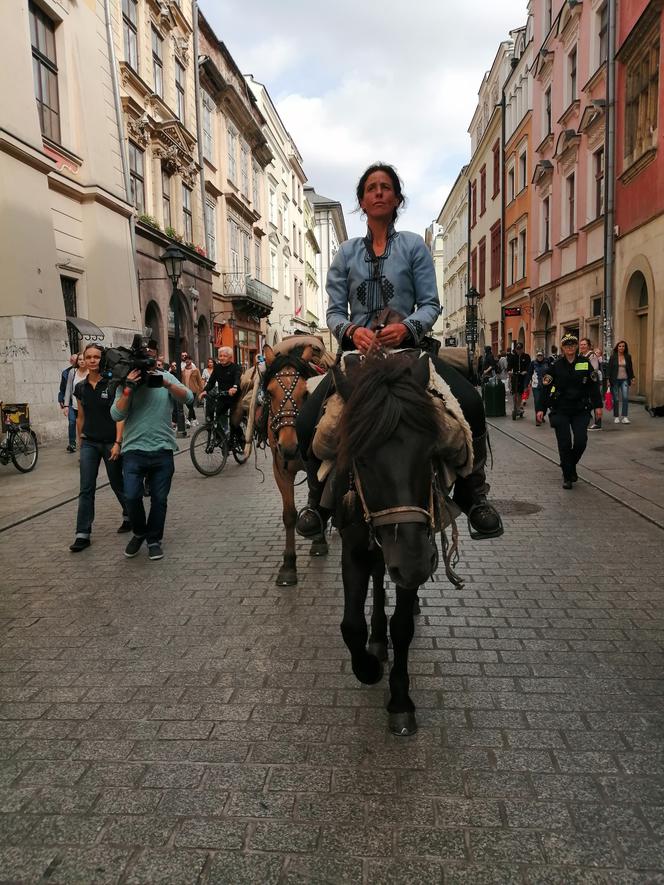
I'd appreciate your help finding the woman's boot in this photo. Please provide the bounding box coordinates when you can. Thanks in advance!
[295,457,331,538]
[452,432,503,539]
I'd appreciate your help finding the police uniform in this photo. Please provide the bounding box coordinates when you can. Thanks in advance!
[540,334,602,488]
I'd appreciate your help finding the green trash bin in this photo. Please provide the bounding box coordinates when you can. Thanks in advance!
[482,379,506,417]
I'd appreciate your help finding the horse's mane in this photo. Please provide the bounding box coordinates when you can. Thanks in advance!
[337,355,441,470]
[262,346,317,387]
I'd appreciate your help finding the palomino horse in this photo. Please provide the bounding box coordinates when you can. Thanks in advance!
[333,352,444,736]
[263,343,329,586]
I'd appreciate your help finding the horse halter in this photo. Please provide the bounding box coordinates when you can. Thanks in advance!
[268,368,302,437]
[351,462,435,530]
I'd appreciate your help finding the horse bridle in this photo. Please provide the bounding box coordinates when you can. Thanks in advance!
[352,461,435,530]
[268,368,302,437]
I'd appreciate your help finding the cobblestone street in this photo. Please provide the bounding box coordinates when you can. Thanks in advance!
[1,429,664,884]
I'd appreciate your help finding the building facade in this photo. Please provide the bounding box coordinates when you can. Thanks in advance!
[436,168,469,347]
[198,16,273,370]
[303,197,322,332]
[614,0,663,406]
[503,18,534,350]
[529,0,609,355]
[2,0,141,439]
[468,42,513,356]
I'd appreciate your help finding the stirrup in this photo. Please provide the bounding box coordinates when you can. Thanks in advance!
[466,503,504,541]
[295,506,326,539]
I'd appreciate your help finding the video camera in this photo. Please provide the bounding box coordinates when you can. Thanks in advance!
[100,334,162,392]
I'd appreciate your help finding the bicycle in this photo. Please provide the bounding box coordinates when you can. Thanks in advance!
[0,403,38,473]
[190,389,248,476]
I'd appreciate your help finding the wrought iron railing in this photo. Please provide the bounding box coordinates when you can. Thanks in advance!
[222,273,273,310]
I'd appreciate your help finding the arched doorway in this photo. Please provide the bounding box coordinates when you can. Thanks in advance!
[167,291,192,363]
[145,301,162,352]
[518,326,526,348]
[625,271,650,398]
[536,303,553,355]
[197,316,210,368]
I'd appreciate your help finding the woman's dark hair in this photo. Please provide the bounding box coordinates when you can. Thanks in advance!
[356,163,406,222]
[83,343,104,356]
[613,340,630,355]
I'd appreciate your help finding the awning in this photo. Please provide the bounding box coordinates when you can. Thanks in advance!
[66,316,105,341]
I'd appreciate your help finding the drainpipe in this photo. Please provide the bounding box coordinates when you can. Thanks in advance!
[466,178,472,364]
[500,88,506,353]
[602,0,616,357]
[192,0,208,254]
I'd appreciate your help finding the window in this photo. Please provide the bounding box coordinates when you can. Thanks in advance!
[292,223,297,254]
[255,239,261,281]
[202,90,213,162]
[228,219,239,272]
[478,238,486,295]
[598,3,609,67]
[227,126,237,183]
[283,257,290,298]
[542,196,550,252]
[161,168,171,228]
[128,142,144,214]
[292,173,297,201]
[205,199,216,261]
[152,27,163,98]
[242,230,250,275]
[566,173,576,236]
[544,86,552,136]
[29,2,60,142]
[592,295,602,317]
[270,249,278,288]
[594,147,605,218]
[568,47,578,105]
[240,142,249,196]
[480,166,486,215]
[519,150,527,191]
[545,0,552,32]
[182,184,192,242]
[508,236,517,285]
[122,0,138,71]
[492,142,500,197]
[269,188,276,225]
[470,247,477,288]
[507,166,515,202]
[490,221,501,290]
[252,163,261,211]
[61,277,78,354]
[519,229,527,279]
[175,61,185,122]
[282,197,288,236]
[471,180,477,227]
[625,34,660,161]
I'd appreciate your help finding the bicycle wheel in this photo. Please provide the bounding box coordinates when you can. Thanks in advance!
[231,418,249,464]
[10,429,38,473]
[190,424,227,476]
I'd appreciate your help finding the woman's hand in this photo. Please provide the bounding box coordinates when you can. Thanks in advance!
[109,442,121,461]
[377,323,408,348]
[536,411,544,423]
[352,327,376,354]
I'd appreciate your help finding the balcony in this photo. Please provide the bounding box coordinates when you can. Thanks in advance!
[222,273,274,317]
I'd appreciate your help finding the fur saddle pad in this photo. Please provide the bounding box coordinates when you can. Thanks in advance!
[310,350,474,489]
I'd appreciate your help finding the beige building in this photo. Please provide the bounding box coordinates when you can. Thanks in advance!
[198,15,273,369]
[467,41,513,354]
[303,197,322,332]
[1,0,141,439]
[437,167,469,348]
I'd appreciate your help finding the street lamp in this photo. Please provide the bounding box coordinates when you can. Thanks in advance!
[160,244,187,438]
[465,286,479,365]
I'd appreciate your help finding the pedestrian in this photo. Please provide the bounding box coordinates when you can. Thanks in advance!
[182,353,204,425]
[548,344,559,365]
[58,353,79,452]
[608,340,635,424]
[63,353,88,450]
[69,344,130,552]
[537,332,602,489]
[528,350,549,425]
[201,346,241,435]
[202,357,215,384]
[479,345,498,383]
[507,342,531,420]
[110,363,193,561]
[579,338,603,430]
[498,350,510,395]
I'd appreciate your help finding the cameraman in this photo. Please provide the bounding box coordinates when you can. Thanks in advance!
[111,364,193,561]
[201,346,241,435]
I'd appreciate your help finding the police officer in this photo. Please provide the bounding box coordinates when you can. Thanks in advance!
[537,333,602,489]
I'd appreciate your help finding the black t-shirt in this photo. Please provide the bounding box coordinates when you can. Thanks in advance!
[204,362,241,395]
[74,377,117,444]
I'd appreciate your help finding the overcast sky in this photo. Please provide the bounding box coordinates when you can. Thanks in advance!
[199,0,528,238]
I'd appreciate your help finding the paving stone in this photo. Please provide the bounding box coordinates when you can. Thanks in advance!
[437,798,502,828]
[319,824,391,857]
[251,821,320,852]
[95,788,162,814]
[445,866,524,885]
[43,846,131,883]
[124,848,208,884]
[471,829,546,863]
[283,854,363,884]
[367,857,443,884]
[542,831,621,867]
[101,814,177,846]
[0,847,57,880]
[141,762,205,789]
[397,827,467,860]
[175,818,247,849]
[206,851,283,884]
[156,788,228,816]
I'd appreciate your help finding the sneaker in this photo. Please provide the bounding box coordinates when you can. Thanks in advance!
[614,417,621,424]
[191,419,199,427]
[562,478,573,489]
[66,444,76,453]
[117,520,132,534]
[124,535,145,558]
[69,537,90,552]
[589,424,600,431]
[621,416,630,424]
[148,542,164,561]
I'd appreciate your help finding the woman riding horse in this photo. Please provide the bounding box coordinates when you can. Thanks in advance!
[296,162,502,541]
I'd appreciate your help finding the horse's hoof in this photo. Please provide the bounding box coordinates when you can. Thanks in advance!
[389,711,418,737]
[413,596,421,616]
[275,568,297,587]
[309,536,328,557]
[368,641,388,662]
[352,653,383,685]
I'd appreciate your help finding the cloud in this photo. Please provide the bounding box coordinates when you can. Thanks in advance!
[200,0,528,236]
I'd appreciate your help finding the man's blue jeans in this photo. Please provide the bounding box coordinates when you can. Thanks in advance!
[67,408,77,447]
[75,441,127,539]
[612,380,630,417]
[122,450,175,545]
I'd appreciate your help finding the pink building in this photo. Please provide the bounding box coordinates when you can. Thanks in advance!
[529,0,610,355]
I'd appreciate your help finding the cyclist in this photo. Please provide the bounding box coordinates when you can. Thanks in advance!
[200,346,241,436]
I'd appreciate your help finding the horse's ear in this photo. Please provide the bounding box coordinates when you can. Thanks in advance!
[301,345,314,363]
[264,345,275,367]
[411,354,430,389]
[332,365,352,401]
